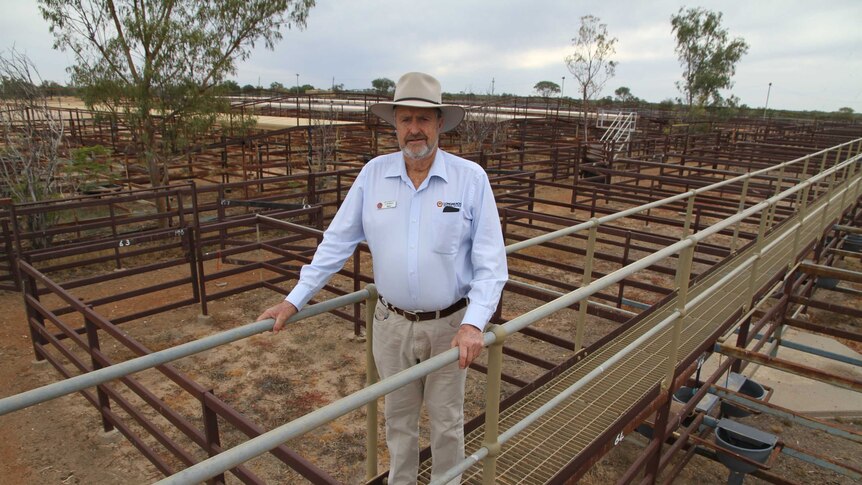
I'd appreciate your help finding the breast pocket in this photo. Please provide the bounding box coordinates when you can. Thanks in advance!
[432,211,465,255]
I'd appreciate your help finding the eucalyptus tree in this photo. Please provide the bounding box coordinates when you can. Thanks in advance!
[671,6,749,108]
[39,0,315,203]
[533,81,561,98]
[565,15,618,140]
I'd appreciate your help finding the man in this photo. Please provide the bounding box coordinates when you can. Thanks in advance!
[257,72,508,484]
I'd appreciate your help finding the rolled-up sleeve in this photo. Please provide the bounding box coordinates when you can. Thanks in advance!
[463,171,508,331]
[286,171,367,310]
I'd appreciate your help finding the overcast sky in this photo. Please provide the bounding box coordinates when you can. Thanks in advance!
[2,0,860,112]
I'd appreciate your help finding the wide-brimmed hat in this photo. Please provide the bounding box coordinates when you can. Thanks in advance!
[370,72,465,133]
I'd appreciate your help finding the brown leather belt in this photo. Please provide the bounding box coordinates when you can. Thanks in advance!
[379,297,468,322]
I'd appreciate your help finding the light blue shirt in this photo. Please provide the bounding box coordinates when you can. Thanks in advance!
[286,149,508,331]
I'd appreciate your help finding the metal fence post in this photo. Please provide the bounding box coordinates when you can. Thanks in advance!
[575,219,599,353]
[202,391,226,485]
[20,260,46,360]
[816,151,828,197]
[482,325,508,485]
[364,284,379,481]
[744,205,771,313]
[681,192,696,239]
[791,185,811,269]
[768,164,786,229]
[730,177,750,254]
[665,239,695,389]
[84,310,114,432]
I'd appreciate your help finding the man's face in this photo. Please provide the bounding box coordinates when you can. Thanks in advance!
[394,106,443,161]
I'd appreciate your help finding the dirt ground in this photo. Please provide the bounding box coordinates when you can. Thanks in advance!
[1,186,860,484]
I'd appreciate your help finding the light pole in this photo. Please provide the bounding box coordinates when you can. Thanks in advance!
[561,76,565,98]
[763,82,772,120]
[295,73,300,125]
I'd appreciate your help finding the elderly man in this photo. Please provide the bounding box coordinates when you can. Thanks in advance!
[258,72,508,484]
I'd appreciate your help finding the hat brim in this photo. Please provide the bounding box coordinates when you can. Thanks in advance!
[370,100,465,133]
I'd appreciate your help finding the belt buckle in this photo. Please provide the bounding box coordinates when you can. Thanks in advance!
[402,309,421,322]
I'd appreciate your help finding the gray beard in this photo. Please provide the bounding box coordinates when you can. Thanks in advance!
[401,138,438,161]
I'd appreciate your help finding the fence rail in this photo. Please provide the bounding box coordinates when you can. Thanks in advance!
[0,136,859,483]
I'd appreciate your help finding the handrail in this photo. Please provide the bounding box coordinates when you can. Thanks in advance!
[1,137,859,483]
[155,142,860,484]
[0,289,372,416]
[508,139,860,255]
[599,110,637,145]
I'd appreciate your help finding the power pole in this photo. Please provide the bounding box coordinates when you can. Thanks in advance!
[762,82,772,120]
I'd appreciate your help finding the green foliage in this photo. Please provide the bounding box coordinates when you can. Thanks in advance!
[220,80,241,93]
[671,7,749,108]
[614,86,635,103]
[533,81,561,97]
[63,145,114,192]
[290,83,315,94]
[38,0,316,190]
[371,77,395,95]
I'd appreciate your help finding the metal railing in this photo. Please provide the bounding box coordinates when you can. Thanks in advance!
[1,138,859,483]
[599,110,637,144]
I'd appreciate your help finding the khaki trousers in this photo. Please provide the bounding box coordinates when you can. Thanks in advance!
[372,301,467,485]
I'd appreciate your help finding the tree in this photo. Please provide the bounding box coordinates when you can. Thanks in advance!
[220,80,241,93]
[458,102,508,153]
[371,77,395,95]
[290,83,314,94]
[38,0,315,216]
[533,81,561,98]
[270,81,286,92]
[671,7,749,108]
[0,49,66,247]
[614,86,634,103]
[565,15,618,141]
[836,107,855,121]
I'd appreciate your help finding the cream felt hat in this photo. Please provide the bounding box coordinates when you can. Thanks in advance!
[369,72,465,133]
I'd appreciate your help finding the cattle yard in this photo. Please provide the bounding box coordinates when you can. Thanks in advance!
[0,93,860,484]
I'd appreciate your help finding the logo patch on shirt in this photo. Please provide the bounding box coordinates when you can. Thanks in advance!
[438,201,461,212]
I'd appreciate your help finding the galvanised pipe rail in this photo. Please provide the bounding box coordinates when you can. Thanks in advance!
[431,231,771,484]
[160,153,860,485]
[432,147,861,483]
[2,138,858,482]
[149,210,720,483]
[0,290,370,416]
[504,139,860,256]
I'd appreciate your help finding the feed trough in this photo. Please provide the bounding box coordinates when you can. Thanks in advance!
[720,372,766,418]
[714,418,777,485]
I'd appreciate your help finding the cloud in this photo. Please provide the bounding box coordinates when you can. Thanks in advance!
[615,23,676,62]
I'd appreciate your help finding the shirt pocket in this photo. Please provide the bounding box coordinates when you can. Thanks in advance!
[432,210,465,255]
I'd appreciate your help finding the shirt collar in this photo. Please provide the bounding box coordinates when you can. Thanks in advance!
[384,149,449,186]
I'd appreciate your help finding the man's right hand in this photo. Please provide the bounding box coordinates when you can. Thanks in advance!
[257,301,298,333]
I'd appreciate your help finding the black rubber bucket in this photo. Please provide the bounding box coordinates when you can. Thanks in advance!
[721,378,766,418]
[714,419,777,485]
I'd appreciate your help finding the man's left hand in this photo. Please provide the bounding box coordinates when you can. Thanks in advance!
[451,324,484,369]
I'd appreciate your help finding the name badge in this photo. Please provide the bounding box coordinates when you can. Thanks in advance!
[377,200,397,209]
